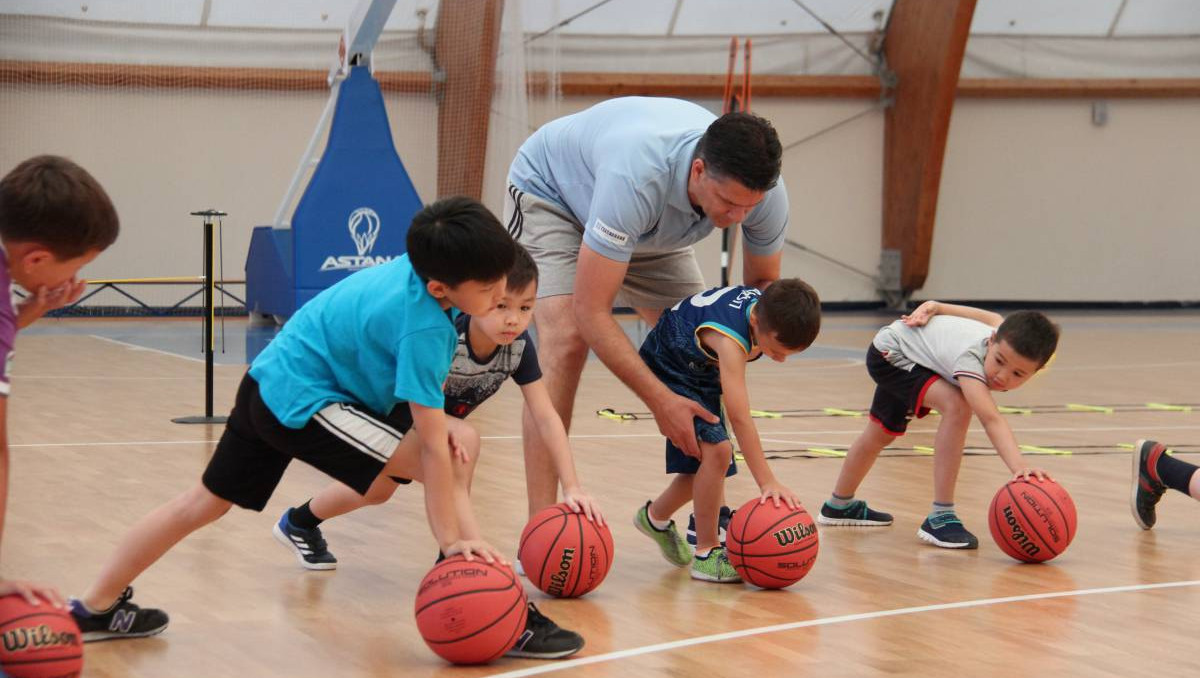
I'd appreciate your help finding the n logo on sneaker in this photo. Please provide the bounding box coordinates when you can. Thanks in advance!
[110,609,137,633]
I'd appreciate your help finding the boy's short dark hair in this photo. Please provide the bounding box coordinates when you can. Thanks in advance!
[694,112,783,193]
[995,311,1059,367]
[0,155,120,259]
[756,278,821,350]
[506,243,538,293]
[407,196,516,287]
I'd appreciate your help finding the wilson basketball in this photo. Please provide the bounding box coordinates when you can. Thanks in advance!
[413,556,527,665]
[726,498,819,589]
[988,477,1078,563]
[518,503,614,598]
[0,595,83,678]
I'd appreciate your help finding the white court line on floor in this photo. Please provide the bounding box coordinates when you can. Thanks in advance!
[88,335,206,364]
[12,422,1200,450]
[485,579,1200,678]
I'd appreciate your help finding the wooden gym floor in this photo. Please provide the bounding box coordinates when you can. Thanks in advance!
[7,311,1200,677]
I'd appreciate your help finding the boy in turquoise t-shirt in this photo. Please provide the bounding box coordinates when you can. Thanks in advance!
[69,197,517,641]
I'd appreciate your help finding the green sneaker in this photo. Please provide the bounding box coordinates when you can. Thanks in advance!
[634,501,692,567]
[690,547,741,583]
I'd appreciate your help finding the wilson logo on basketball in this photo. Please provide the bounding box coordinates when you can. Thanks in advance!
[777,555,817,570]
[1,623,79,654]
[772,522,818,547]
[1001,506,1041,558]
[546,548,576,597]
[1020,492,1061,543]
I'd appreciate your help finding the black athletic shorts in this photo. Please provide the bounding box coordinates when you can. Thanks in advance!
[202,374,413,511]
[866,344,941,436]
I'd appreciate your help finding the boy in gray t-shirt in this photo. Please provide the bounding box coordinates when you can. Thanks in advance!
[816,302,1061,549]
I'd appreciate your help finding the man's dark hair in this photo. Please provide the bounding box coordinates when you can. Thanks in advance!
[995,311,1059,368]
[694,112,783,193]
[506,243,538,293]
[0,155,119,258]
[756,278,821,350]
[407,196,516,286]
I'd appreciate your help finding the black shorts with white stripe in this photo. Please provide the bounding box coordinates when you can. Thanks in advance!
[201,374,412,511]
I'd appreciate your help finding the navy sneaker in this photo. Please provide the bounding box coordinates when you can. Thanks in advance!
[505,602,584,659]
[1131,439,1168,530]
[817,500,893,526]
[917,513,978,549]
[70,587,169,642]
[273,510,337,570]
[686,505,733,551]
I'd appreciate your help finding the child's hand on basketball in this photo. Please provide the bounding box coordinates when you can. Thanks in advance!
[444,539,508,566]
[562,487,605,526]
[901,300,940,327]
[1012,467,1054,482]
[0,579,66,608]
[758,481,800,509]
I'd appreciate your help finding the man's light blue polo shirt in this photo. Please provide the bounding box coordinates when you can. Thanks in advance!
[508,96,788,263]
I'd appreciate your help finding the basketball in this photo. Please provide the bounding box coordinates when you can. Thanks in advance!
[988,477,1078,563]
[0,595,83,678]
[413,555,528,665]
[518,503,614,598]
[726,498,819,589]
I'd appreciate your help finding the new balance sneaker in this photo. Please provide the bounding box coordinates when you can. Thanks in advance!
[689,547,741,583]
[70,587,169,643]
[633,501,692,567]
[686,505,733,551]
[1132,439,1168,530]
[505,602,584,659]
[273,511,337,570]
[817,500,894,526]
[917,513,979,549]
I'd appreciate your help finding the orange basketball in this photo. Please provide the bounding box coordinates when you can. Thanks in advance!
[988,477,1077,563]
[518,503,614,598]
[413,555,527,665]
[0,595,83,678]
[726,498,819,589]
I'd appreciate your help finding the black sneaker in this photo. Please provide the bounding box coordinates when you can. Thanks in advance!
[817,500,894,526]
[70,587,169,643]
[1132,439,1168,530]
[917,513,978,549]
[273,510,337,570]
[505,602,584,660]
[686,505,733,550]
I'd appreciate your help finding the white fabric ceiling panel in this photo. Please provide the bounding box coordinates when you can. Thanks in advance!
[519,0,677,36]
[205,0,437,30]
[971,0,1123,36]
[671,0,889,36]
[0,0,203,25]
[1116,0,1200,36]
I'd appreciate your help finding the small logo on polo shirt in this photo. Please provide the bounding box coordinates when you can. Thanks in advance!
[592,219,629,249]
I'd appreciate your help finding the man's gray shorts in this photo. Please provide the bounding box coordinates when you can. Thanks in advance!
[503,184,706,310]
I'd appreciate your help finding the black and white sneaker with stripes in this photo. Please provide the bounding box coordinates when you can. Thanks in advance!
[273,510,337,570]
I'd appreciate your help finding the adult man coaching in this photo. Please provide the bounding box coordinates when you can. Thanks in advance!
[503,96,789,515]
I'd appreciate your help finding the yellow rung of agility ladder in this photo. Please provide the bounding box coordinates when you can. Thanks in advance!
[997,406,1033,415]
[1020,444,1073,455]
[596,408,633,421]
[734,452,745,462]
[749,409,783,419]
[1066,403,1114,414]
[822,408,864,417]
[912,445,935,455]
[807,447,848,457]
[1117,443,1135,449]
[1146,402,1193,412]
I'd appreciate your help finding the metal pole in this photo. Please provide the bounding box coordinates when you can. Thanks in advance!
[174,209,229,425]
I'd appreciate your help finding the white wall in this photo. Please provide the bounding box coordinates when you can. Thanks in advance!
[2,85,1197,306]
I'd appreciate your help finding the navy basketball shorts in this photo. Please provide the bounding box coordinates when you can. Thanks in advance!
[865,343,941,436]
[639,324,737,477]
[202,374,413,511]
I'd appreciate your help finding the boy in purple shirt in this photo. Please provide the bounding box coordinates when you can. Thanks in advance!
[0,156,120,604]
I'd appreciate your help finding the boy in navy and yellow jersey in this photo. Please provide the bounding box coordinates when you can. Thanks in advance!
[633,280,820,583]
